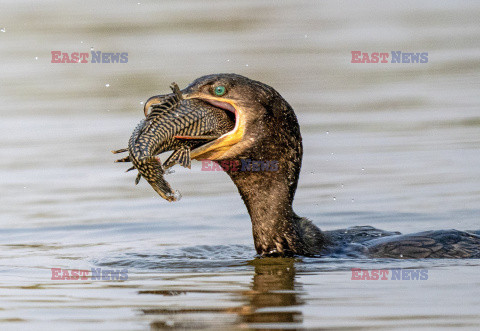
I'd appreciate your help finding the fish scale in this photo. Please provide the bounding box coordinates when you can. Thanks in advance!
[114,90,235,201]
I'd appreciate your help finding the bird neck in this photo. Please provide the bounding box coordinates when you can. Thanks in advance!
[219,92,325,256]
[221,98,310,256]
[226,165,305,256]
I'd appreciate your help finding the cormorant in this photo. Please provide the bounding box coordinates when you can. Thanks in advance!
[138,73,480,258]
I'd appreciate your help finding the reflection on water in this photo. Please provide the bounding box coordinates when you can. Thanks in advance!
[241,259,301,327]
[144,259,301,330]
[1,0,480,329]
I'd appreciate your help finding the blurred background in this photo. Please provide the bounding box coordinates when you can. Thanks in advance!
[1,0,479,329]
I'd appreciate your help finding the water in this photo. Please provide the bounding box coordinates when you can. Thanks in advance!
[1,0,480,329]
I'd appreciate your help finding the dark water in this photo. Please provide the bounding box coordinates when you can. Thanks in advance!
[1,0,480,329]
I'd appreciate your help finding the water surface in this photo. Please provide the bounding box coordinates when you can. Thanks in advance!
[1,0,480,329]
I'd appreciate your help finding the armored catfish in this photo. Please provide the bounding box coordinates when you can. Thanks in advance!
[113,84,235,201]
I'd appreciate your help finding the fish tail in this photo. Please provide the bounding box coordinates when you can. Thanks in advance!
[139,157,177,202]
[147,176,177,202]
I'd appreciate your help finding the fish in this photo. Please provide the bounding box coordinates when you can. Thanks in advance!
[112,83,235,201]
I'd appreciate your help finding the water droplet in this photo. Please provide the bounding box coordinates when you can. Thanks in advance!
[137,2,141,4]
[90,47,94,51]
[333,197,336,201]
[341,184,344,188]
[245,64,249,67]
[361,168,365,171]
[173,190,182,201]
[80,41,83,44]
[331,152,334,155]
[226,59,230,62]
[35,56,38,60]
[400,254,403,258]
[326,131,329,135]
[351,198,355,203]
[140,101,144,105]
[1,28,6,33]
[105,83,110,87]
[304,34,308,38]
[23,186,27,189]
[165,168,175,175]
[310,171,315,174]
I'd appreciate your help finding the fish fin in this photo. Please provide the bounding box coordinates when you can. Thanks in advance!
[174,135,220,141]
[112,148,128,154]
[170,82,183,100]
[135,173,142,185]
[115,156,131,163]
[147,176,176,202]
[126,166,135,172]
[163,146,191,169]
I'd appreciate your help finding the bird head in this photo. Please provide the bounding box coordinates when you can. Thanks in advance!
[143,73,298,162]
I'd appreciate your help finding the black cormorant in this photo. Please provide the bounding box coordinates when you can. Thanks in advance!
[138,73,480,258]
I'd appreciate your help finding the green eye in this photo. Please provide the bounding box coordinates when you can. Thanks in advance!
[214,86,226,96]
